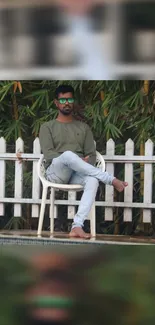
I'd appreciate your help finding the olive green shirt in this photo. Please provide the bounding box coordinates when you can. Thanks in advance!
[39,119,96,169]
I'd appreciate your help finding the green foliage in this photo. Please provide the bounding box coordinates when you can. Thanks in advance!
[0,253,32,325]
[0,80,155,145]
[77,246,155,325]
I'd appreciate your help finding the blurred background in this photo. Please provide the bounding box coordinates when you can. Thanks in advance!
[1,3,155,324]
[0,0,155,79]
[1,245,155,325]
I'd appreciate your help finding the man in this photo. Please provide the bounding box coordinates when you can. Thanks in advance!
[39,85,128,239]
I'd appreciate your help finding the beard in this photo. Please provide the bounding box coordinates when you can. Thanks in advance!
[58,106,74,116]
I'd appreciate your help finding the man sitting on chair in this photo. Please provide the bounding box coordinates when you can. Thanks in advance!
[39,85,128,239]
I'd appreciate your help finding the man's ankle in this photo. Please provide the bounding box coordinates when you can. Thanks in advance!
[71,226,82,231]
[71,223,83,230]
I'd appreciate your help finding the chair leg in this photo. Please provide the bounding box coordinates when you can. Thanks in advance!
[89,202,96,238]
[37,186,48,237]
[49,187,55,237]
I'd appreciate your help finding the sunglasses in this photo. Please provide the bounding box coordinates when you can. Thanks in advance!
[29,296,74,309]
[58,98,75,104]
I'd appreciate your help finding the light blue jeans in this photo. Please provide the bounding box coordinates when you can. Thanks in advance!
[46,151,115,229]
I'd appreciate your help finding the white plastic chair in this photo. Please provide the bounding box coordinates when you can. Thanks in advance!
[37,151,105,238]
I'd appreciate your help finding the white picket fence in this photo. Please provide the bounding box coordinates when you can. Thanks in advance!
[0,137,155,225]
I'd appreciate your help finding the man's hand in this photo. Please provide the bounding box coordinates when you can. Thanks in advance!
[112,178,128,192]
[82,156,89,163]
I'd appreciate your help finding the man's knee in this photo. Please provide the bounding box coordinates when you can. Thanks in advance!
[62,151,77,160]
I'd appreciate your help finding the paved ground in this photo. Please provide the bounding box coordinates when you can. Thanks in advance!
[0,230,154,262]
[0,230,155,245]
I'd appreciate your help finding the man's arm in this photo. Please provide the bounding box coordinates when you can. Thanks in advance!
[39,123,59,167]
[83,125,96,165]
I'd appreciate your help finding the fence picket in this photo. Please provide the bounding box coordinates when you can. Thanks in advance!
[14,137,24,217]
[68,191,76,220]
[143,140,154,223]
[32,138,41,218]
[0,137,6,216]
[124,139,134,222]
[105,139,115,221]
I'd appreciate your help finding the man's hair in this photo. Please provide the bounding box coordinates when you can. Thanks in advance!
[55,85,74,99]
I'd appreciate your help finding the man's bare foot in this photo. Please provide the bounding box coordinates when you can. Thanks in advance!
[112,178,128,192]
[69,227,91,239]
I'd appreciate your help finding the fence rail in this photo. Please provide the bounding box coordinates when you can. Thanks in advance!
[0,137,154,225]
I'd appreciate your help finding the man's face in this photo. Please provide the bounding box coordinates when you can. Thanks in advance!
[55,92,74,116]
[26,279,73,325]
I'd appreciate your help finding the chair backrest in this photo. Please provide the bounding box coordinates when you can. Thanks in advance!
[37,154,46,183]
[96,151,105,172]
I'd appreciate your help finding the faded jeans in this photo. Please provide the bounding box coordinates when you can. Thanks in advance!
[46,151,115,229]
